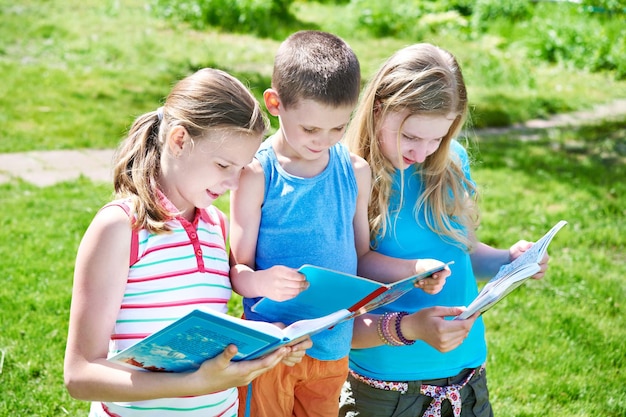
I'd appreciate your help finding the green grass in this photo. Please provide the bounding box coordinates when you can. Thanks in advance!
[1,121,624,416]
[467,121,626,416]
[1,0,626,415]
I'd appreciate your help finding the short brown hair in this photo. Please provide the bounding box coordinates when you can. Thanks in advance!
[272,30,361,109]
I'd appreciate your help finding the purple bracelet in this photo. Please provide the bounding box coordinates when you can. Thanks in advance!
[380,312,403,346]
[394,311,415,345]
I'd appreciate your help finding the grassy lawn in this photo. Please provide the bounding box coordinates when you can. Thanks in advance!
[1,0,625,416]
[1,121,624,416]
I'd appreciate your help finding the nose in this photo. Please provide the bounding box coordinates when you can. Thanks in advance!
[224,170,242,191]
[408,143,429,164]
[314,131,341,149]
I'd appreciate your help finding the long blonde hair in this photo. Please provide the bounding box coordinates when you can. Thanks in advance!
[345,43,479,251]
[112,68,267,234]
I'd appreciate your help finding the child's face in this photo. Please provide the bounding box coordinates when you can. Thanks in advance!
[277,99,354,161]
[165,129,261,213]
[378,110,454,170]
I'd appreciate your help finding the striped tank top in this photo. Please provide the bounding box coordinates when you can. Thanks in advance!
[90,195,237,417]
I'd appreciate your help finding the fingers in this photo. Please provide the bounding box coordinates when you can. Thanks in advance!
[258,347,289,368]
[403,307,475,352]
[263,267,310,301]
[281,346,308,367]
[287,336,313,351]
[412,259,451,295]
[218,344,239,364]
[416,275,446,294]
[510,240,533,260]
[415,258,446,274]
[428,306,466,317]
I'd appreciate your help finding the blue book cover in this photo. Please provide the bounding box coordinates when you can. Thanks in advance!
[108,308,351,372]
[251,262,450,323]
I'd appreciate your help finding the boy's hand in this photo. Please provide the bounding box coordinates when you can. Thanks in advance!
[413,259,451,295]
[258,266,310,301]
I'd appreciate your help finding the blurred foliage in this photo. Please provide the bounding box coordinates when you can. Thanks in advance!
[147,0,626,77]
[150,0,300,38]
[206,0,626,79]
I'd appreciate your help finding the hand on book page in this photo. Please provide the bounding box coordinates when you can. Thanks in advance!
[455,220,567,320]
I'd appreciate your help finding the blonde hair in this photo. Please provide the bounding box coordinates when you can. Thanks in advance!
[345,43,479,251]
[112,68,267,234]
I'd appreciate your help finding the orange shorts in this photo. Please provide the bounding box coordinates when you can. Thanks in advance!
[238,354,349,417]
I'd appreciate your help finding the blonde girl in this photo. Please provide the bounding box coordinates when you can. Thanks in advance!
[342,44,548,417]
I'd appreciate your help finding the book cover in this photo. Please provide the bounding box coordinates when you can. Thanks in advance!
[108,308,351,372]
[252,262,451,322]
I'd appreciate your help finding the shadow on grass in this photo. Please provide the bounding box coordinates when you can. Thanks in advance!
[473,118,626,193]
[471,92,577,128]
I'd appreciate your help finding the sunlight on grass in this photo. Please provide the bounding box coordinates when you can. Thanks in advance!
[2,121,625,415]
[1,0,625,415]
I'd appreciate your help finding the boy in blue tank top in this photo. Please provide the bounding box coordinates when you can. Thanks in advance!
[229,31,452,417]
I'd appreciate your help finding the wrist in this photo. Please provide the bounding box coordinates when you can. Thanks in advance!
[395,312,415,345]
[376,312,415,346]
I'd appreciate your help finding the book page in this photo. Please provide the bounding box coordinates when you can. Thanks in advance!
[454,220,567,320]
[281,309,351,340]
[487,220,567,287]
[456,263,541,319]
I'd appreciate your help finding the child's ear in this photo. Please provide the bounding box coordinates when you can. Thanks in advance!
[167,126,187,157]
[263,89,281,116]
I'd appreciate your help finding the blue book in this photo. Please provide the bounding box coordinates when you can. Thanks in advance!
[251,262,451,323]
[108,308,351,372]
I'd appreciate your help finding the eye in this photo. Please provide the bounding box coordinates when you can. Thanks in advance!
[302,127,316,133]
[217,163,229,169]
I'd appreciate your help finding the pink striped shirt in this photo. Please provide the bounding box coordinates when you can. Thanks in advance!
[90,196,237,417]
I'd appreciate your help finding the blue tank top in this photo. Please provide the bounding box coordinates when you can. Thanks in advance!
[243,137,358,360]
[349,140,487,380]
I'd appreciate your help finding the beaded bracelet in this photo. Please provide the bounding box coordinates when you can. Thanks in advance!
[376,313,390,345]
[377,312,403,346]
[376,313,387,345]
[383,312,405,346]
[394,311,415,345]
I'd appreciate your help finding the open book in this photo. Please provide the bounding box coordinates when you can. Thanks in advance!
[109,262,449,372]
[108,308,351,372]
[252,261,451,322]
[455,220,567,320]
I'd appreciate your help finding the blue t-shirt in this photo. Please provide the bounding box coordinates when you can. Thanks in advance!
[243,137,358,360]
[349,140,487,381]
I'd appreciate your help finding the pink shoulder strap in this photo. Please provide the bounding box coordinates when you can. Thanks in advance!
[103,201,140,266]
